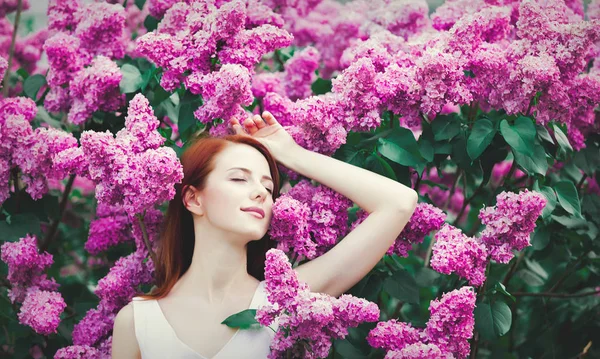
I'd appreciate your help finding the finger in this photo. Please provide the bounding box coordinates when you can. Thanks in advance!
[230,118,245,135]
[243,117,259,135]
[262,111,278,126]
[253,114,266,129]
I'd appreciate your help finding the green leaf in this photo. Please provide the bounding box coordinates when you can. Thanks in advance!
[333,339,369,359]
[418,138,434,162]
[533,182,557,219]
[365,154,397,181]
[23,74,47,100]
[377,128,425,169]
[573,145,600,176]
[16,68,29,79]
[414,267,441,287]
[431,115,461,141]
[515,269,545,287]
[524,258,548,280]
[143,15,160,32]
[536,124,553,144]
[0,214,42,242]
[475,300,512,340]
[383,269,419,304]
[221,309,260,329]
[513,144,548,176]
[552,123,573,154]
[467,118,496,160]
[120,64,144,93]
[531,225,551,251]
[492,282,516,302]
[500,117,536,157]
[554,180,581,216]
[178,102,198,135]
[311,77,332,95]
[135,0,146,10]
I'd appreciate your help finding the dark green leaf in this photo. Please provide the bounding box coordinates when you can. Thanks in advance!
[221,309,260,329]
[414,267,441,287]
[492,282,516,302]
[531,225,550,251]
[533,182,557,219]
[0,214,42,242]
[120,64,144,93]
[16,68,29,79]
[475,300,512,340]
[135,0,146,10]
[552,123,573,154]
[311,77,332,95]
[573,145,600,176]
[536,124,553,144]
[515,269,545,287]
[467,118,496,160]
[365,154,397,181]
[554,180,581,216]
[500,117,536,157]
[524,258,548,280]
[431,115,461,141]
[334,339,369,359]
[418,138,434,162]
[23,74,47,100]
[383,269,419,304]
[377,128,425,169]
[143,15,159,32]
[513,144,547,176]
[178,102,198,135]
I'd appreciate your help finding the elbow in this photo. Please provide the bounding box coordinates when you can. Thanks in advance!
[396,189,418,214]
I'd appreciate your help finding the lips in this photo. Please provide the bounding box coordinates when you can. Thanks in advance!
[241,207,265,219]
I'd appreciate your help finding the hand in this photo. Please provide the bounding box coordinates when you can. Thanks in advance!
[230,111,300,161]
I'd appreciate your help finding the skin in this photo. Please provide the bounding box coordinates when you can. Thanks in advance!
[112,112,418,359]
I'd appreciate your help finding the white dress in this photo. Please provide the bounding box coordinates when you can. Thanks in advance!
[131,280,277,359]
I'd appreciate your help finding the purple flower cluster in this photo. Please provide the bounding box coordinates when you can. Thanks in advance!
[352,202,446,257]
[479,189,547,263]
[0,235,65,335]
[43,1,127,124]
[84,203,133,255]
[269,180,352,260]
[54,345,101,359]
[430,224,488,287]
[61,94,183,215]
[0,0,30,18]
[0,97,80,203]
[256,249,380,359]
[0,18,48,82]
[368,286,476,359]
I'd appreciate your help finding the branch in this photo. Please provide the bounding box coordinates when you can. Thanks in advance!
[512,289,600,298]
[39,174,77,252]
[452,178,485,226]
[547,250,590,293]
[2,0,23,97]
[136,212,158,265]
[502,250,526,286]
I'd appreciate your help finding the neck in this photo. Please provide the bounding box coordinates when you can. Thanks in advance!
[173,222,254,303]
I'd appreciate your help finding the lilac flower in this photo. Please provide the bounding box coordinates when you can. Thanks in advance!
[283,46,320,100]
[148,0,180,19]
[44,32,85,87]
[85,204,132,255]
[431,224,488,286]
[68,56,124,125]
[479,189,547,263]
[269,195,314,259]
[73,2,126,60]
[54,345,101,359]
[72,304,116,346]
[0,0,30,17]
[252,73,285,98]
[366,319,422,351]
[425,286,476,359]
[366,0,431,40]
[0,235,54,286]
[386,343,454,359]
[257,249,380,359]
[0,55,7,81]
[18,290,66,335]
[189,64,254,124]
[47,0,81,33]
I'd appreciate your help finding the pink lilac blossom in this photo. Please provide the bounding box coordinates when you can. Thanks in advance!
[270,180,352,259]
[47,0,81,33]
[94,249,154,313]
[17,290,66,335]
[188,64,253,123]
[425,286,477,358]
[366,319,422,351]
[419,168,469,215]
[0,55,7,81]
[54,345,101,359]
[386,343,454,359]
[73,2,126,61]
[130,207,163,252]
[478,189,547,263]
[252,73,285,98]
[256,249,380,359]
[365,0,431,40]
[79,94,183,215]
[72,304,116,346]
[0,23,49,75]
[331,57,382,132]
[0,0,30,17]
[11,127,79,200]
[68,56,124,125]
[352,203,446,257]
[85,204,132,255]
[283,46,320,100]
[43,32,85,87]
[0,235,53,287]
[430,224,489,287]
[148,0,180,18]
[430,0,488,31]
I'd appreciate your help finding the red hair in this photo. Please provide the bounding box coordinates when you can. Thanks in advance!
[137,133,281,300]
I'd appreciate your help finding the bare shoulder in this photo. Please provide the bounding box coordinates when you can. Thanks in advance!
[112,302,141,359]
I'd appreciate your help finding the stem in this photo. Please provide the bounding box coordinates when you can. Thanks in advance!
[136,212,158,265]
[39,174,77,252]
[502,250,526,286]
[512,289,600,298]
[547,250,590,293]
[2,0,22,97]
[452,179,485,226]
[576,173,588,192]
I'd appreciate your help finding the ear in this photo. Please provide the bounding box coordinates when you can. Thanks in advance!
[182,185,204,216]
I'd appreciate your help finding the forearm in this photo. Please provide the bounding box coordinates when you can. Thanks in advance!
[278,146,418,213]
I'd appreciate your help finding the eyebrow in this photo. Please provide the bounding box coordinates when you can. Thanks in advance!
[227,167,273,183]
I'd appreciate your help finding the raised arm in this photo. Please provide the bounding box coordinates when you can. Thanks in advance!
[277,145,418,297]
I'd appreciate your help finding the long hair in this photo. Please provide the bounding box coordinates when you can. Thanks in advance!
[137,133,281,300]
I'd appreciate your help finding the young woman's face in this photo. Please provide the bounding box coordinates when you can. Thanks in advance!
[195,143,275,241]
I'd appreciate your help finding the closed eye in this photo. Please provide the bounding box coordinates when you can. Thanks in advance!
[232,178,273,194]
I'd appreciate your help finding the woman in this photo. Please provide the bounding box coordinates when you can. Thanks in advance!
[111,112,418,359]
